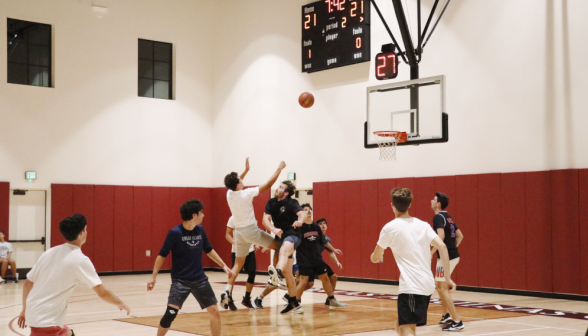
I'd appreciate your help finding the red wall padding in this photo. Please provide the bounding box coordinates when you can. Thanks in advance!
[551,169,580,294]
[74,185,95,262]
[152,187,171,270]
[0,182,9,239]
[51,184,73,247]
[328,182,348,277]
[454,174,478,286]
[94,185,114,272]
[252,188,271,271]
[525,171,552,292]
[113,186,134,271]
[500,173,526,290]
[359,179,379,279]
[211,188,232,266]
[377,178,398,280]
[133,187,152,271]
[580,169,588,295]
[343,181,362,278]
[477,174,502,288]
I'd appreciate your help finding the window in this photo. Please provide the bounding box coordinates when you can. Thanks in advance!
[7,19,52,87]
[138,39,172,99]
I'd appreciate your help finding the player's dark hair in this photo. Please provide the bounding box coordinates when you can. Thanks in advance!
[0,230,4,234]
[281,180,296,198]
[180,199,204,221]
[59,214,87,242]
[301,203,312,210]
[435,192,449,210]
[390,188,413,213]
[224,172,240,191]
[316,218,327,225]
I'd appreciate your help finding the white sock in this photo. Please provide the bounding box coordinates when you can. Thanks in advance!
[225,284,232,293]
[259,294,265,299]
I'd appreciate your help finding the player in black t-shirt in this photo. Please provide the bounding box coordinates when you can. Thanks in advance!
[262,180,306,314]
[430,192,465,331]
[293,204,347,313]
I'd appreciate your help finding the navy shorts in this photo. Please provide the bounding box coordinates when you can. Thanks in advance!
[306,263,335,282]
[397,293,431,326]
[168,277,218,310]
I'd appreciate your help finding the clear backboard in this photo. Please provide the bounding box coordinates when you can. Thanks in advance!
[365,75,448,147]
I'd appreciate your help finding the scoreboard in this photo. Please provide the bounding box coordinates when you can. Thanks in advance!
[302,0,370,73]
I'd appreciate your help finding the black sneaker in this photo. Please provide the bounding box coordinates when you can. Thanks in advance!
[254,297,264,309]
[276,268,285,280]
[325,298,329,305]
[220,291,230,309]
[227,295,238,311]
[242,296,254,309]
[280,302,297,314]
[13,278,18,283]
[283,293,290,303]
[442,320,464,331]
[439,313,453,324]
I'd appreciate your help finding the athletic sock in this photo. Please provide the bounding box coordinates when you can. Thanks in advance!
[225,284,232,293]
[244,292,251,299]
[258,293,265,300]
[328,296,335,300]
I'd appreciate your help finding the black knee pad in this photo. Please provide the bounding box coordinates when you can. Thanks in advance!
[160,306,179,328]
[247,272,256,284]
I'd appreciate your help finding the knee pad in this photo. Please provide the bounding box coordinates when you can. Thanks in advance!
[160,306,179,328]
[247,272,256,284]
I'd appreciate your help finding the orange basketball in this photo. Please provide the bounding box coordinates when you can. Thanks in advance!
[298,92,314,108]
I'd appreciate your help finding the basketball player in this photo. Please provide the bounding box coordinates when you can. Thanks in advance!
[264,180,307,314]
[0,230,18,283]
[18,214,130,336]
[315,218,343,304]
[253,248,298,309]
[430,192,464,331]
[226,216,267,309]
[371,188,458,336]
[220,158,285,310]
[147,199,234,336]
[294,204,347,313]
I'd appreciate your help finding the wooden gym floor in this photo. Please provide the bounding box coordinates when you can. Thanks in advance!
[1,272,587,335]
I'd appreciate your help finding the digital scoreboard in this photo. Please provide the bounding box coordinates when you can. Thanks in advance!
[302,0,370,73]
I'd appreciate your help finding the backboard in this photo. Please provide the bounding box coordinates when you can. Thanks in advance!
[365,75,448,147]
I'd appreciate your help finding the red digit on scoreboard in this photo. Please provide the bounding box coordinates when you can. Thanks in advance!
[375,52,398,80]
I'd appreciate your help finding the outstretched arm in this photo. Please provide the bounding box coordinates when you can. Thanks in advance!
[263,213,282,237]
[207,249,236,276]
[325,242,342,255]
[17,279,34,328]
[93,284,130,315]
[292,210,307,228]
[328,252,342,269]
[239,157,250,180]
[258,161,286,194]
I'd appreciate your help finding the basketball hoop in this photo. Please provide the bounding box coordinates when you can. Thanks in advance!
[373,131,407,161]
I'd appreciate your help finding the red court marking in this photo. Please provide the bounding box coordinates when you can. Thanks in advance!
[94,185,115,272]
[8,317,26,336]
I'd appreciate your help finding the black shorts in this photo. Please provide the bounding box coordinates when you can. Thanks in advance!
[397,293,431,326]
[299,260,330,280]
[231,251,257,274]
[168,277,218,310]
[275,235,301,259]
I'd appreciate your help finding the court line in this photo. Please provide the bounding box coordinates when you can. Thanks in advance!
[489,319,586,332]
[467,328,549,336]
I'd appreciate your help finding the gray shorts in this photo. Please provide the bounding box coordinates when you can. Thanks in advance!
[234,224,274,257]
[276,235,301,259]
[168,277,217,310]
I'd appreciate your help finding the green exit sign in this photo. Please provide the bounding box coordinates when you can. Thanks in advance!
[287,172,296,181]
[25,171,36,180]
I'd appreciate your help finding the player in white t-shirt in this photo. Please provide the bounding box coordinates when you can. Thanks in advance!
[226,216,268,309]
[0,230,17,283]
[17,214,130,336]
[370,188,461,335]
[220,158,286,310]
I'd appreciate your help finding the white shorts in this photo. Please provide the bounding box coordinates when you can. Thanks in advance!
[435,257,460,282]
[233,225,274,257]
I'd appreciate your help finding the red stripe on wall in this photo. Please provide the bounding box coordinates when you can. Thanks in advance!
[0,182,9,239]
[51,184,73,247]
[477,174,501,288]
[500,173,526,290]
[360,179,379,279]
[113,186,133,271]
[152,187,171,270]
[580,169,588,295]
[74,185,95,262]
[551,169,580,294]
[94,185,114,272]
[133,187,152,271]
[454,175,478,286]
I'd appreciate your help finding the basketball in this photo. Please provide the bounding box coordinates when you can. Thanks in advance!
[298,92,314,108]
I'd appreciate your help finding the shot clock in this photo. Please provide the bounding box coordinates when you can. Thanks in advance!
[375,44,398,80]
[302,0,370,73]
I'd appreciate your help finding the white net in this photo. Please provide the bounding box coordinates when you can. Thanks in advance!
[374,132,402,161]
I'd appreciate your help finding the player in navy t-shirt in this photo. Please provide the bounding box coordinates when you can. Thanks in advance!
[430,192,465,331]
[147,199,234,336]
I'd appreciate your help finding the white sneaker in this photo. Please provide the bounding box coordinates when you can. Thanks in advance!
[294,306,304,314]
[0,277,4,284]
[268,265,280,286]
[329,298,347,309]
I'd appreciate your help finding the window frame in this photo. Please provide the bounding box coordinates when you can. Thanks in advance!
[138,38,173,100]
[7,18,52,88]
